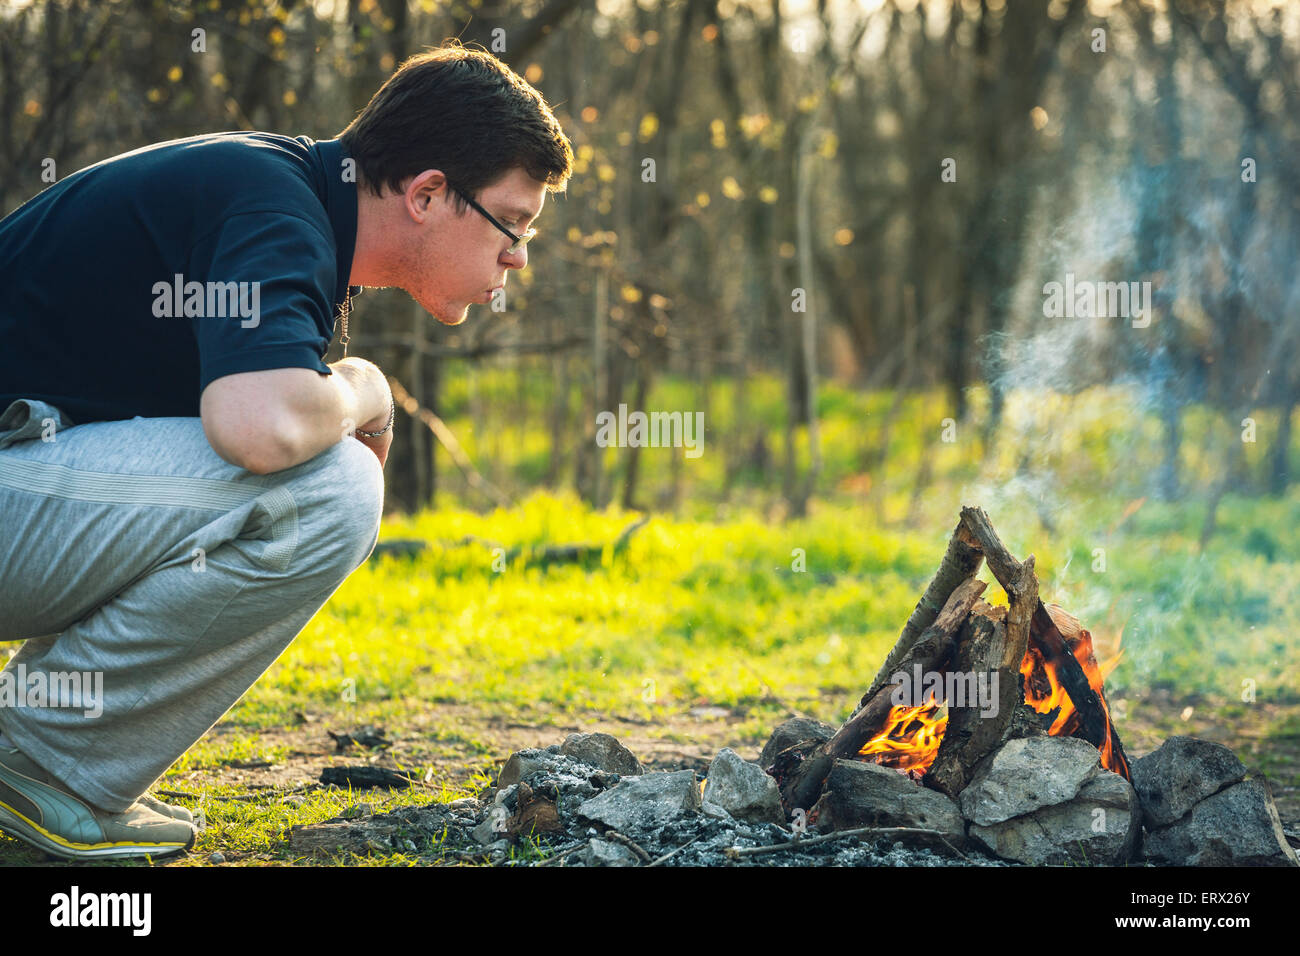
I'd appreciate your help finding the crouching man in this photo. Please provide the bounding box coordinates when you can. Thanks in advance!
[0,44,572,860]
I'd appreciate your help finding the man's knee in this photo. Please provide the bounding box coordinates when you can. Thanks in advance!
[292,438,384,572]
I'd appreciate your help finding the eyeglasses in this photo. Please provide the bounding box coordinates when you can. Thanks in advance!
[450,186,536,255]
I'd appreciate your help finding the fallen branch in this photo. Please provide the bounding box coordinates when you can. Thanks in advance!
[604,829,654,864]
[319,766,432,790]
[724,826,969,861]
[154,790,199,801]
[370,517,650,566]
[647,836,701,867]
[536,841,591,867]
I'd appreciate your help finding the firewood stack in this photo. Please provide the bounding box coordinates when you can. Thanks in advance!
[769,506,1130,817]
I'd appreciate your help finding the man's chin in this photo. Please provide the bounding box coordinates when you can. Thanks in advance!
[411,293,468,326]
[434,307,469,327]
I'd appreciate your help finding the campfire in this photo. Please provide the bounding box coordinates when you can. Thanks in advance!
[769,507,1131,818]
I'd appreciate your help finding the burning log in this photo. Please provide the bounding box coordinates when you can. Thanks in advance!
[924,601,1018,798]
[952,507,1127,780]
[775,576,987,812]
[1029,603,1130,779]
[920,510,1038,797]
[858,517,984,708]
[772,506,1132,820]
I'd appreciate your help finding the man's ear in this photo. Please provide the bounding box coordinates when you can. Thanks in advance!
[402,169,447,222]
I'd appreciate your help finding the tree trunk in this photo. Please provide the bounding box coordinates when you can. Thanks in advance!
[621,370,650,510]
[1269,391,1296,495]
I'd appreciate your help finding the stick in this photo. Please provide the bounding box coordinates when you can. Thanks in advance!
[1034,604,1132,778]
[647,836,701,867]
[925,601,1020,798]
[604,829,654,864]
[536,841,591,867]
[724,826,968,860]
[824,577,987,761]
[776,577,986,813]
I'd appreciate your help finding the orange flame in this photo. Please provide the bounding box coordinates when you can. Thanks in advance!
[1022,619,1127,775]
[858,696,948,778]
[858,615,1127,778]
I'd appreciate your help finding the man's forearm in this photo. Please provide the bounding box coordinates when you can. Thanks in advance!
[269,358,392,473]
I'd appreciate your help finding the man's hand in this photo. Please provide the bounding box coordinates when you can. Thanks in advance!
[336,357,395,469]
[353,421,393,468]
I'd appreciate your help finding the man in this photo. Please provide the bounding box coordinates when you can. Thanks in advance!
[0,45,573,860]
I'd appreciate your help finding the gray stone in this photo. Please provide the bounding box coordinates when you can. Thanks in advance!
[959,736,1103,827]
[815,759,965,839]
[1130,736,1246,828]
[968,768,1140,865]
[1143,778,1300,867]
[497,749,566,787]
[759,717,837,769]
[580,838,641,867]
[577,770,702,831]
[448,797,479,811]
[701,748,786,825]
[473,795,513,845]
[700,800,734,820]
[559,733,644,776]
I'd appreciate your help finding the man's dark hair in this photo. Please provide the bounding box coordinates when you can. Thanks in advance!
[338,44,573,211]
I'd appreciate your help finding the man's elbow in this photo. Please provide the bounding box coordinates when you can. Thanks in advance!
[203,418,300,475]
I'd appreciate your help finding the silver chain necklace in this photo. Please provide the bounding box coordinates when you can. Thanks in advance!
[337,288,352,357]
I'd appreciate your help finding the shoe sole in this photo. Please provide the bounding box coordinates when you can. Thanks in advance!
[0,800,195,861]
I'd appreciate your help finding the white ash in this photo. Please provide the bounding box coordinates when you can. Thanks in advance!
[339,764,1006,866]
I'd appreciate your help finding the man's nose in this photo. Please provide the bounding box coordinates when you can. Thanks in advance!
[502,245,527,269]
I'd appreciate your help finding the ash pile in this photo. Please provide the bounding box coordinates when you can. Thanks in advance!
[289,731,1001,867]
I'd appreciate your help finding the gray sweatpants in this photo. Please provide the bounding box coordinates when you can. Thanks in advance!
[0,398,384,812]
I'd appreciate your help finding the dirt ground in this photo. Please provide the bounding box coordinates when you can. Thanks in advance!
[182,689,1300,826]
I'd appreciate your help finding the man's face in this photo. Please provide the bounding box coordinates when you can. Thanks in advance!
[398,166,547,326]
